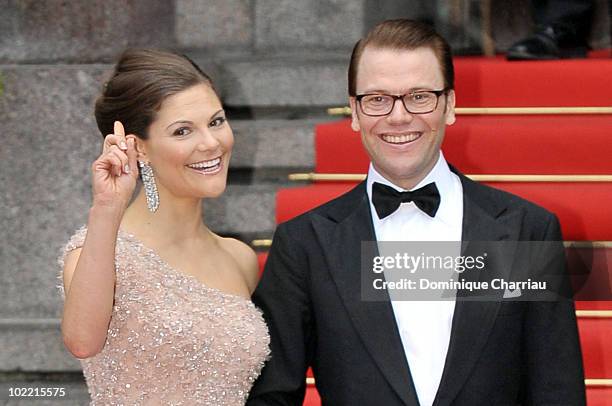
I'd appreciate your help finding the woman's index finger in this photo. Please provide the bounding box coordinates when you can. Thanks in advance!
[114,121,126,137]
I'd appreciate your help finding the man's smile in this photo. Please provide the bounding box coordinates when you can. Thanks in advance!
[379,131,423,145]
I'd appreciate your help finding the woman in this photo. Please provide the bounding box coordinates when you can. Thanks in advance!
[58,49,269,405]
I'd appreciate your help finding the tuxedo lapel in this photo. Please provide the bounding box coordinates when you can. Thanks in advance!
[434,174,522,405]
[311,183,419,406]
[307,175,525,405]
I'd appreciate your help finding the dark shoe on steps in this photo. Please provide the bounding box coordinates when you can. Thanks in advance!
[506,25,588,60]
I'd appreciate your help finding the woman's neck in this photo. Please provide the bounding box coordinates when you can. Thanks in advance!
[121,189,211,248]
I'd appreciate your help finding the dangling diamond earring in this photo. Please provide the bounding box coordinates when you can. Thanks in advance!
[138,160,159,212]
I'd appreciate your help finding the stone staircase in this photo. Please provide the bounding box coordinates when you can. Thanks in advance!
[0,0,609,404]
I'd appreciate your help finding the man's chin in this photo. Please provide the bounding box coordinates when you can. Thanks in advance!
[375,164,425,187]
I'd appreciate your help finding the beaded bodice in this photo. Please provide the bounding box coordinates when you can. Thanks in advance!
[58,227,270,405]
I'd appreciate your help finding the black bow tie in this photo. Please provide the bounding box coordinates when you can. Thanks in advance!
[372,182,441,219]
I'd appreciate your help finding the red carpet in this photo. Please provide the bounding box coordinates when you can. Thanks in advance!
[454,56,612,107]
[579,318,612,378]
[315,116,612,174]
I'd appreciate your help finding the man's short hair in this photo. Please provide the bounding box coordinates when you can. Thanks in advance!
[348,19,454,96]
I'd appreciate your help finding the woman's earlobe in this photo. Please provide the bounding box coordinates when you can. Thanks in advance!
[132,136,147,159]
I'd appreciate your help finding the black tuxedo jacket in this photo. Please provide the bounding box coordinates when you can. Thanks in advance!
[247,171,585,406]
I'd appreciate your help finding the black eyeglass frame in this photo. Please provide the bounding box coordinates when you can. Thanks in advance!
[355,88,450,117]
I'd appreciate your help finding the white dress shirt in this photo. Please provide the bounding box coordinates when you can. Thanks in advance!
[366,152,464,406]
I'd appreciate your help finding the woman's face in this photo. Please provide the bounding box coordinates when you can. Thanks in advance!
[139,83,234,201]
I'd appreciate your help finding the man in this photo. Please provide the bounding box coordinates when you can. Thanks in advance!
[248,19,585,406]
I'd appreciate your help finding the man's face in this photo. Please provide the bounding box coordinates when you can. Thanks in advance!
[349,46,456,189]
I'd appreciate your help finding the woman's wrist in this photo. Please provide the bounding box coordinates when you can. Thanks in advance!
[88,204,125,227]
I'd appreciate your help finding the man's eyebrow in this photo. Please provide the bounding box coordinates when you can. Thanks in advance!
[359,87,437,94]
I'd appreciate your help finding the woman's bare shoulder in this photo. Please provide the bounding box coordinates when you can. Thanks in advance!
[216,236,259,292]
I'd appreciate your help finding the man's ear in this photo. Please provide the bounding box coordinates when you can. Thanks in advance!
[349,97,361,132]
[444,89,456,126]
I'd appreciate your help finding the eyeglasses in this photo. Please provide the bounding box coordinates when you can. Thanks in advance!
[355,89,449,116]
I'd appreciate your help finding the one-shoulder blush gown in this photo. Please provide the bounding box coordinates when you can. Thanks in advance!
[58,227,270,405]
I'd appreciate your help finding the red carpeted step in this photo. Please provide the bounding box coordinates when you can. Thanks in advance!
[453,57,612,108]
[304,385,321,405]
[257,252,268,276]
[488,182,612,241]
[586,387,612,406]
[305,368,320,405]
[276,183,612,241]
[316,120,365,174]
[578,318,612,378]
[576,301,612,311]
[568,246,612,303]
[315,116,612,174]
[276,184,353,224]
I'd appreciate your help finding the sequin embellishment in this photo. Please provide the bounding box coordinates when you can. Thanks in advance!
[58,227,270,405]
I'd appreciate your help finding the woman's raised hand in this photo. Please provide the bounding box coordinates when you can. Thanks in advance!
[91,121,139,211]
